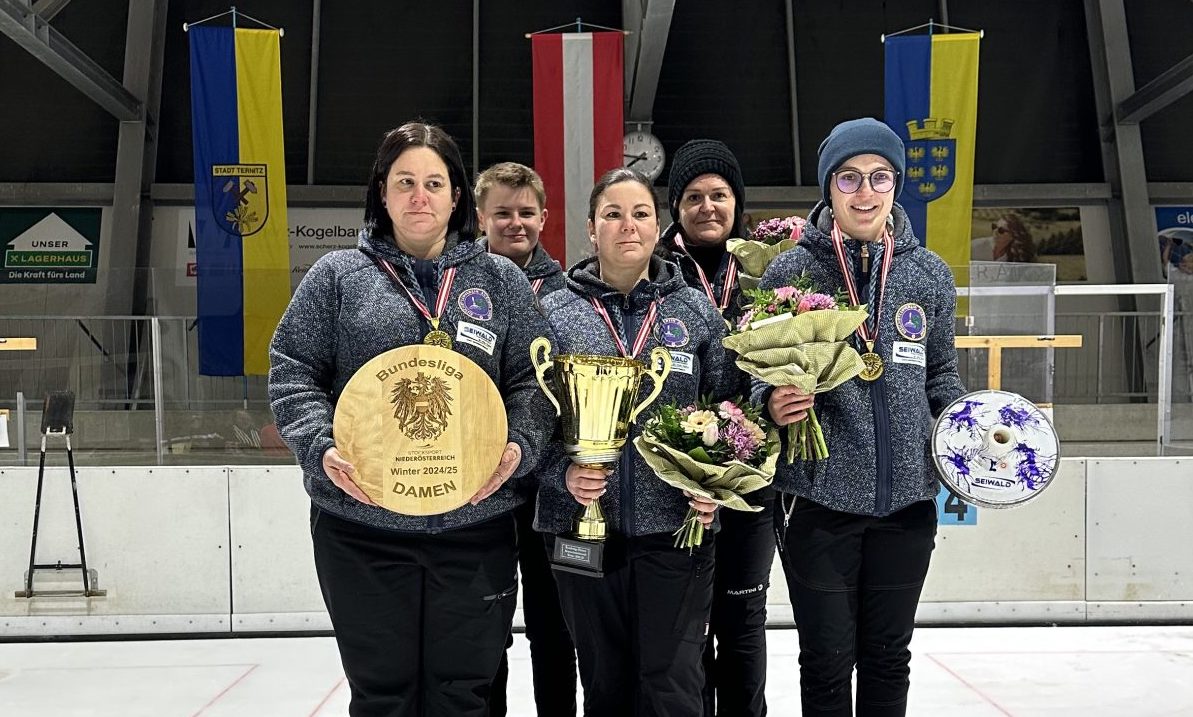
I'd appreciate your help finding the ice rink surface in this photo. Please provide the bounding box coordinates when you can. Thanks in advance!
[2,625,1191,715]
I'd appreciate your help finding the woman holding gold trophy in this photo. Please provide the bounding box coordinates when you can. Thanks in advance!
[532,167,738,716]
[268,122,555,717]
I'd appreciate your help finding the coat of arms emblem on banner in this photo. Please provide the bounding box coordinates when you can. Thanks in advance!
[904,118,956,202]
[210,163,269,237]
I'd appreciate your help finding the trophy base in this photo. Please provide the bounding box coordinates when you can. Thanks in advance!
[551,535,605,578]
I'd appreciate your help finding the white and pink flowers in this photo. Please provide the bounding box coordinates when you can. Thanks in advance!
[635,397,780,549]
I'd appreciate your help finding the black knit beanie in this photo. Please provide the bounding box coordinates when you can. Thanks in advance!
[667,139,746,238]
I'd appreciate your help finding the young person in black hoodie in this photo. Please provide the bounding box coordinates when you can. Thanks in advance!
[537,168,737,716]
[757,118,966,717]
[269,122,556,717]
[658,139,773,717]
[475,161,576,717]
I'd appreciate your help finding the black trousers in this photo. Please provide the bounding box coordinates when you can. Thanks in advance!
[549,531,716,717]
[490,500,578,717]
[702,494,775,717]
[773,497,937,717]
[311,506,519,717]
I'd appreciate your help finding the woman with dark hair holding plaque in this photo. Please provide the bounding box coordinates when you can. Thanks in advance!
[535,167,736,716]
[268,121,555,717]
[756,118,966,716]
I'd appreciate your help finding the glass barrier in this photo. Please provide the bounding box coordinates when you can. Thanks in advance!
[1,278,1188,463]
[0,315,286,468]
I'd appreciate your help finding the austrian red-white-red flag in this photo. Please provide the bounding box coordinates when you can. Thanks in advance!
[532,32,624,267]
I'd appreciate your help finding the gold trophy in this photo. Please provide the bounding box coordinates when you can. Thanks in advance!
[530,336,671,576]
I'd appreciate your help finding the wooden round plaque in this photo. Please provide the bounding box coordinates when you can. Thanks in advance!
[332,344,508,515]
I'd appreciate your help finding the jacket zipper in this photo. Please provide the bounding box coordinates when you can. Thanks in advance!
[857,245,893,515]
[618,294,639,535]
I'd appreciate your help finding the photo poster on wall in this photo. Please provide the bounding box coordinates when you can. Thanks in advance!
[971,208,1086,282]
[744,206,1088,283]
[1155,206,1193,282]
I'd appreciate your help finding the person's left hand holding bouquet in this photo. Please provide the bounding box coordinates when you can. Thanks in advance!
[634,397,780,549]
[767,386,816,432]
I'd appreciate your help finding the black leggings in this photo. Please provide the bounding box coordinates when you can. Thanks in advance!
[774,497,937,717]
[312,507,518,717]
[702,493,775,717]
[490,500,577,717]
[550,531,715,717]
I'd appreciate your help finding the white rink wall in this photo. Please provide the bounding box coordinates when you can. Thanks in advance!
[0,457,1190,637]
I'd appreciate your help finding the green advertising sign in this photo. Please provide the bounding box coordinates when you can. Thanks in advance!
[0,208,101,284]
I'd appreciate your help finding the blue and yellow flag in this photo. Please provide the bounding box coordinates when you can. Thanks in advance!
[884,33,980,269]
[189,27,290,376]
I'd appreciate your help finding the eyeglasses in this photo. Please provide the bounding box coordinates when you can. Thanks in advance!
[833,169,898,194]
[991,222,1010,235]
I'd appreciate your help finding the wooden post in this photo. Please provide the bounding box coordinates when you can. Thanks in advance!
[953,335,1083,391]
[0,338,37,351]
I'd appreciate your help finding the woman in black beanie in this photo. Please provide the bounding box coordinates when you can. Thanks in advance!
[659,139,773,717]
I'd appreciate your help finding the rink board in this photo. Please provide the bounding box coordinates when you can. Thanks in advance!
[0,457,1190,636]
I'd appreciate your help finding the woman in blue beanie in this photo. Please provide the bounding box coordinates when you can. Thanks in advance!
[657,139,774,717]
[754,118,966,716]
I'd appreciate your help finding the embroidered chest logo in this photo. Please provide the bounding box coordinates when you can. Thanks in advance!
[390,373,453,441]
[656,317,690,348]
[458,288,493,321]
[895,302,927,341]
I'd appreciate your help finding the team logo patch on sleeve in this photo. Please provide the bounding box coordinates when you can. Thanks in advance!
[656,317,690,348]
[458,288,493,321]
[895,302,927,341]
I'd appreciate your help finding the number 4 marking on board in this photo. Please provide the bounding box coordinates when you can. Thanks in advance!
[936,484,977,525]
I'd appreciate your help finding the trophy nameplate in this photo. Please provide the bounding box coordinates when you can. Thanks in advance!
[333,345,507,515]
[551,536,606,578]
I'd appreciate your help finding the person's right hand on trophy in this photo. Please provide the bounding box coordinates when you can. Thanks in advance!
[565,464,607,506]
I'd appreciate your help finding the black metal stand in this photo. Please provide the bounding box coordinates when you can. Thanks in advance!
[15,429,105,598]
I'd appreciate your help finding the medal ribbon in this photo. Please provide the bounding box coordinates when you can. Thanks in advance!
[377,259,457,332]
[674,236,738,311]
[829,221,894,346]
[531,278,546,295]
[589,297,659,359]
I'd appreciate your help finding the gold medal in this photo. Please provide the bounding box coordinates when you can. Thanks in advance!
[859,340,883,381]
[423,330,452,349]
[859,352,884,381]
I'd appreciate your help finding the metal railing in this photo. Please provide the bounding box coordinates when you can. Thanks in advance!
[2,290,1188,463]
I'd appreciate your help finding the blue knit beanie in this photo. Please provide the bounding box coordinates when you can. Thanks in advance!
[817,118,906,205]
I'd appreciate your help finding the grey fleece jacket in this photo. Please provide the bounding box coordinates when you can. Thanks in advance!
[268,229,557,533]
[535,255,738,537]
[755,202,966,517]
[477,237,567,297]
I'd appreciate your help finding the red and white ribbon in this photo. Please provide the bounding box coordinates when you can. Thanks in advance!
[377,259,457,331]
[589,297,659,359]
[829,222,893,344]
[673,235,738,311]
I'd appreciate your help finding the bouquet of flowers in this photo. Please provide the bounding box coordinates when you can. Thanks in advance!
[722,274,868,462]
[727,215,806,291]
[633,396,780,550]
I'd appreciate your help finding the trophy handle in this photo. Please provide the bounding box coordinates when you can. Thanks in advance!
[630,347,672,421]
[530,336,561,416]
